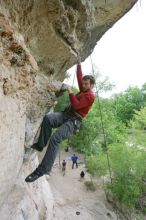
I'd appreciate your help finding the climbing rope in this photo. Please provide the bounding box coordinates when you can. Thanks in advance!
[70,55,113,185]
[60,55,111,176]
[89,55,119,220]
[58,54,119,217]
[89,55,112,184]
[62,54,112,184]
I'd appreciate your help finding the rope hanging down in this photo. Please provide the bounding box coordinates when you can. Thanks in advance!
[89,55,112,184]
[70,55,112,184]
[90,55,119,219]
[62,56,112,183]
[69,55,118,219]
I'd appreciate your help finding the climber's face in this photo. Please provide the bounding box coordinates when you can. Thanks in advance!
[82,79,93,92]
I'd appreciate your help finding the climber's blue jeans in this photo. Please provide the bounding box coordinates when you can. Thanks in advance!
[35,112,81,174]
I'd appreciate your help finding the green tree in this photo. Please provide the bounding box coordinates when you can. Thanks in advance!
[129,106,146,148]
[114,87,145,124]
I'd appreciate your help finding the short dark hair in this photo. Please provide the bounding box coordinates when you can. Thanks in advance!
[82,75,95,85]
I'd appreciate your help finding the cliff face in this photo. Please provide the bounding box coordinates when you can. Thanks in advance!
[0,1,138,219]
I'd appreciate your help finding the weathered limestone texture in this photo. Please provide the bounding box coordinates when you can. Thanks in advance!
[0,153,54,220]
[0,0,138,219]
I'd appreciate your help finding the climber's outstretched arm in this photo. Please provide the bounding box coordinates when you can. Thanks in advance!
[76,63,83,92]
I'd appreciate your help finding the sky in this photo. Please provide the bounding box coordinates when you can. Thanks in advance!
[64,0,146,97]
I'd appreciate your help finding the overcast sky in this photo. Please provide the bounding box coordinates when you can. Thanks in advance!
[65,0,146,97]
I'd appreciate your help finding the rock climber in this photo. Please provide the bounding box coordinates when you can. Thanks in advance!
[25,58,96,182]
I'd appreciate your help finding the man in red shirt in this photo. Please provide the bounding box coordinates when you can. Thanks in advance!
[25,62,95,182]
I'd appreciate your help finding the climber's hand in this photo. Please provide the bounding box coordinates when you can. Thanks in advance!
[61,83,73,93]
[61,83,69,92]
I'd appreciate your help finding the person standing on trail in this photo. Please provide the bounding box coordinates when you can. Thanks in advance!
[71,154,78,169]
[62,160,66,176]
[25,58,96,183]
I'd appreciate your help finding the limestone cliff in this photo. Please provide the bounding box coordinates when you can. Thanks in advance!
[0,1,138,219]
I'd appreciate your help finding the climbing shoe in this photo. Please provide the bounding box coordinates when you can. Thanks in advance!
[31,143,43,152]
[25,168,43,182]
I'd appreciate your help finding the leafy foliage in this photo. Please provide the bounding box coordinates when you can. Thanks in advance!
[114,86,146,124]
[108,144,146,208]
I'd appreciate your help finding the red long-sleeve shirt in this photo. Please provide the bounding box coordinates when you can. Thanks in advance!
[69,64,95,117]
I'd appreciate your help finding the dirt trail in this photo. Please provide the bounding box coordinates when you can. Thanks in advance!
[46,150,118,220]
